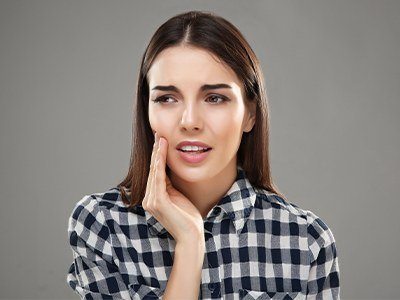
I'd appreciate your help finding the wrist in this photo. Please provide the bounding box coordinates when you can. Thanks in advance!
[176,228,205,245]
[176,235,205,253]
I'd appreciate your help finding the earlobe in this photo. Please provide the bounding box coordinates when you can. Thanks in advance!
[244,118,255,133]
[243,112,256,133]
[244,101,256,132]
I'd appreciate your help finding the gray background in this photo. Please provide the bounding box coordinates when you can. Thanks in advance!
[0,0,399,299]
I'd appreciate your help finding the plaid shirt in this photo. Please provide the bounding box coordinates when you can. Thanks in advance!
[67,165,340,299]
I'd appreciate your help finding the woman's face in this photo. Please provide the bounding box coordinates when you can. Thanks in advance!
[147,45,255,182]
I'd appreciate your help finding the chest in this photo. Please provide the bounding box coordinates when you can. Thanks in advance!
[117,219,310,299]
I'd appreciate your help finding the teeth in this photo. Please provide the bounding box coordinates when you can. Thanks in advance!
[180,145,208,151]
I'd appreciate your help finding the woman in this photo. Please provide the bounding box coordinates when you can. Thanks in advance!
[66,10,340,299]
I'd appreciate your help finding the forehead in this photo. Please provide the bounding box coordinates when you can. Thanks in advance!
[147,45,243,90]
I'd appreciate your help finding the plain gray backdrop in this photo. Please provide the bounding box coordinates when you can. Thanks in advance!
[0,0,399,299]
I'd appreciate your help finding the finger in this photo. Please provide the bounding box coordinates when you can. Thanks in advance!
[149,132,160,193]
[150,132,159,178]
[155,136,168,207]
[145,132,159,206]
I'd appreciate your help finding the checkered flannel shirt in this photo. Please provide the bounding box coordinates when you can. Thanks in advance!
[66,165,340,299]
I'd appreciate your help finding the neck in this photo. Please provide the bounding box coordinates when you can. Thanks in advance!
[169,160,238,219]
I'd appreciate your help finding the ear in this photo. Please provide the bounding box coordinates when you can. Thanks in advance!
[243,100,256,133]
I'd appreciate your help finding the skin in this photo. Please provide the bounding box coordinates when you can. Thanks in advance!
[143,132,206,243]
[147,44,256,220]
[143,132,205,299]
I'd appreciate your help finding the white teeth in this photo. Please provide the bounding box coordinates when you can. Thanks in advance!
[180,145,208,151]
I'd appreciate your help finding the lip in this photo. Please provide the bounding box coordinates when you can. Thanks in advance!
[177,148,212,164]
[175,140,212,150]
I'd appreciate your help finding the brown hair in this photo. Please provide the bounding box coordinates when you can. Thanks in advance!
[116,10,287,211]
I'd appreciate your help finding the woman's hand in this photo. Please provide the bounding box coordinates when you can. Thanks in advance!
[142,132,205,244]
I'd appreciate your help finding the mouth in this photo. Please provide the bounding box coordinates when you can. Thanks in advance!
[177,148,212,154]
[176,148,213,164]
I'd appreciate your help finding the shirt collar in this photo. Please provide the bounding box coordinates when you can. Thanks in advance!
[143,165,258,237]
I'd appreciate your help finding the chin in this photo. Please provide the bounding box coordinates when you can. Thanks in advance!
[169,162,213,183]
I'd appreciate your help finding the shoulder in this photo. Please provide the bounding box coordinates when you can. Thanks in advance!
[255,189,338,261]
[67,187,145,232]
[255,189,309,224]
[67,189,121,260]
[67,187,116,232]
[67,190,113,240]
[70,186,136,214]
[67,194,102,230]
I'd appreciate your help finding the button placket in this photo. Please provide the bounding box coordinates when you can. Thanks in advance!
[203,214,222,299]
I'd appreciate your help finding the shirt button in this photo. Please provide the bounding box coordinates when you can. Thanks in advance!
[227,211,236,220]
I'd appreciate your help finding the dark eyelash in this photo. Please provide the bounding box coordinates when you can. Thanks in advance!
[207,95,229,104]
[151,96,172,103]
[152,95,229,104]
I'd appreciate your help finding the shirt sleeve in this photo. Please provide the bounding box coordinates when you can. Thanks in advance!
[306,210,340,299]
[66,195,133,299]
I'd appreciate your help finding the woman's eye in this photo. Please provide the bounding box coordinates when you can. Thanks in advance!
[152,95,175,103]
[152,94,228,104]
[206,95,228,104]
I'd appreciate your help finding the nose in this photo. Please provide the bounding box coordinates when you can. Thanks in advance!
[179,101,203,132]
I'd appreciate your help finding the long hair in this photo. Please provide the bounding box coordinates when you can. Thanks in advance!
[116,10,287,211]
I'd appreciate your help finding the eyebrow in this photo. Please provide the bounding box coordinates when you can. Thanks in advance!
[151,83,232,93]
